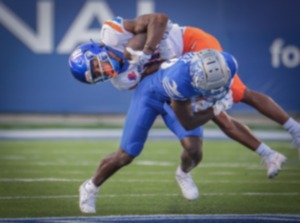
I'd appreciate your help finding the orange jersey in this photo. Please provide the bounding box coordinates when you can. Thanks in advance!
[178,26,246,102]
[182,26,223,53]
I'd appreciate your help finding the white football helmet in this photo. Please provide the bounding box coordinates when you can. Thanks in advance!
[190,49,237,102]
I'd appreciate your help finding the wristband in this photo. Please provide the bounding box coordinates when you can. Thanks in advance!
[144,44,156,53]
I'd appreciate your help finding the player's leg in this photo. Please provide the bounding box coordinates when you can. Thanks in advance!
[90,103,158,188]
[162,103,203,171]
[92,149,134,187]
[179,136,203,172]
[79,148,133,213]
[242,88,300,151]
[80,87,160,213]
[175,136,202,200]
[213,75,289,177]
[162,103,203,200]
[213,111,287,178]
[232,75,300,152]
[242,89,289,124]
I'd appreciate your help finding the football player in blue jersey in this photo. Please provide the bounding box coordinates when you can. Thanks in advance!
[69,41,283,213]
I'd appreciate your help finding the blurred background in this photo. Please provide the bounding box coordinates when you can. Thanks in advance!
[0,0,300,124]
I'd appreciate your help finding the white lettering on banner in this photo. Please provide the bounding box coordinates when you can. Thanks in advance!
[0,1,53,53]
[57,1,114,54]
[270,38,300,69]
[0,0,155,54]
[137,0,155,16]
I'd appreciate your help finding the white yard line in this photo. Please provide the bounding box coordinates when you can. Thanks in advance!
[1,178,300,184]
[0,192,300,200]
[0,129,292,141]
[2,169,300,176]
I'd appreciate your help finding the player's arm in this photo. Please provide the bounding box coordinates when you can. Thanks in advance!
[142,61,163,79]
[171,99,215,130]
[124,13,169,54]
[125,33,164,78]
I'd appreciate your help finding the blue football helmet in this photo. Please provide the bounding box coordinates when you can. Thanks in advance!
[68,41,122,84]
[190,49,238,102]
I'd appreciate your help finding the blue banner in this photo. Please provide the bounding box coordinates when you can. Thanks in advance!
[0,0,299,114]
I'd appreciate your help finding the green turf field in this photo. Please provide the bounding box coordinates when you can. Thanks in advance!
[0,140,299,218]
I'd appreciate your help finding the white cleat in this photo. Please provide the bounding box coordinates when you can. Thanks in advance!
[79,179,99,213]
[175,166,199,200]
[264,152,287,179]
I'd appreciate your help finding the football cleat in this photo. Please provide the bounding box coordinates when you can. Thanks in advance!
[263,152,287,179]
[79,179,99,213]
[175,166,199,200]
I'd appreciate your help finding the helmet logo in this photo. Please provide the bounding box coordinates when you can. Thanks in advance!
[99,51,109,61]
[127,71,137,81]
[71,49,82,60]
[190,57,205,91]
[84,51,94,60]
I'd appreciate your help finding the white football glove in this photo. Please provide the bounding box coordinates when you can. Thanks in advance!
[126,47,151,67]
[193,99,214,112]
[212,90,234,116]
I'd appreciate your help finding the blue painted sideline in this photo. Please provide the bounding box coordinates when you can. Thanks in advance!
[0,214,299,223]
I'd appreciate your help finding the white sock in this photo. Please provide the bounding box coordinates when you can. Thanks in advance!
[283,118,299,133]
[85,179,98,192]
[255,143,275,158]
[177,166,187,175]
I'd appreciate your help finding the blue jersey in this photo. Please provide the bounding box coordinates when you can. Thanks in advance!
[155,52,202,101]
[120,52,203,157]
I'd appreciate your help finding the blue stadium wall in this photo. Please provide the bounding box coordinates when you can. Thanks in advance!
[0,0,300,114]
